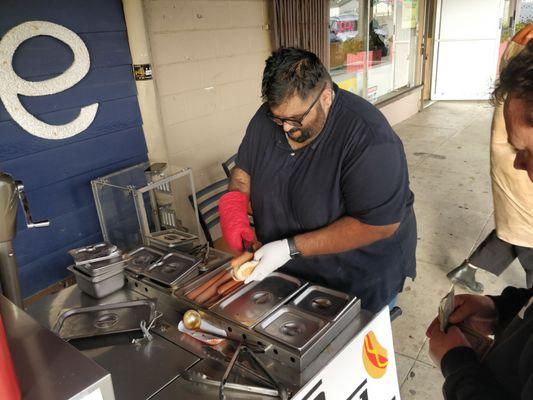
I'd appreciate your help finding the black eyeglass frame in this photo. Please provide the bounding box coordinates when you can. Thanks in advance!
[266,82,328,128]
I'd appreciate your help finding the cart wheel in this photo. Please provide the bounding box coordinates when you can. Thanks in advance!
[390,306,403,321]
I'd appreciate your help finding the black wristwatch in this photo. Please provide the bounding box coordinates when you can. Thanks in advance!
[287,237,301,258]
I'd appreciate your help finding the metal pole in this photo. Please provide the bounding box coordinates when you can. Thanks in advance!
[0,172,21,308]
[0,242,22,308]
[0,171,49,308]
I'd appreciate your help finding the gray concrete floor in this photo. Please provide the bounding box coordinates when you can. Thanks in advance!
[391,101,527,399]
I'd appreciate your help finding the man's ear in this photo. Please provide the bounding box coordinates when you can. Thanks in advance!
[321,85,334,109]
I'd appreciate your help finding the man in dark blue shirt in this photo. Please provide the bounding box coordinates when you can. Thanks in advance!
[219,47,417,312]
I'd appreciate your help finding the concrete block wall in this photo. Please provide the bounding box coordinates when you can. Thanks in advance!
[144,0,273,190]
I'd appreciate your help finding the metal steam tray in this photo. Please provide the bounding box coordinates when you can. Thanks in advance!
[146,229,198,251]
[53,299,157,340]
[175,264,238,308]
[210,272,305,328]
[256,295,362,371]
[68,265,125,299]
[290,285,357,321]
[143,252,200,287]
[254,306,329,351]
[69,242,122,265]
[126,246,166,275]
[171,269,363,371]
[75,258,127,277]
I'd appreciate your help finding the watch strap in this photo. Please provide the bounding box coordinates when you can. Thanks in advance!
[287,237,301,258]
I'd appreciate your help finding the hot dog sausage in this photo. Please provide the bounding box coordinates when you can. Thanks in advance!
[186,270,229,301]
[230,251,254,270]
[194,271,233,304]
[217,279,243,295]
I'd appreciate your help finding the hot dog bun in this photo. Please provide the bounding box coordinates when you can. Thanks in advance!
[230,251,254,269]
[233,260,259,281]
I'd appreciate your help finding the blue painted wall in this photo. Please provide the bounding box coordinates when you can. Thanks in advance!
[0,0,148,297]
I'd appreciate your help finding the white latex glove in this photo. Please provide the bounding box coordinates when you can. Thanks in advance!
[245,239,291,284]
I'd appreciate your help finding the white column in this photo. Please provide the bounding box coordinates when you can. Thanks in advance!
[122,0,169,163]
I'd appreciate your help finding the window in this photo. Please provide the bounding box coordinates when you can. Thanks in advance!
[330,0,419,103]
[329,0,367,97]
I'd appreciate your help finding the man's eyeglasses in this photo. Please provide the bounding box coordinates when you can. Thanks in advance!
[267,83,327,128]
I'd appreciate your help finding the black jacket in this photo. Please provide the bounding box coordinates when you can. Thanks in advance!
[441,287,533,399]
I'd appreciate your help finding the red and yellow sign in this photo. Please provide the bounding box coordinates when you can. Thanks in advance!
[362,331,388,379]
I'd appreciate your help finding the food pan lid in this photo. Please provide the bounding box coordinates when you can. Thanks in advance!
[146,229,197,247]
[69,242,122,265]
[53,299,157,340]
[254,305,329,351]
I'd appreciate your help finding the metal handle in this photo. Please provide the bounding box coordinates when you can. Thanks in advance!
[244,348,289,400]
[15,181,50,228]
[218,343,288,400]
[182,370,280,398]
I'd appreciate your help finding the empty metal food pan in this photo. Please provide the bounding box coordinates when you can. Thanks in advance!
[68,265,125,299]
[126,246,166,275]
[53,299,157,340]
[69,242,122,265]
[210,272,305,328]
[143,252,200,287]
[290,285,354,321]
[254,306,329,351]
[74,258,128,277]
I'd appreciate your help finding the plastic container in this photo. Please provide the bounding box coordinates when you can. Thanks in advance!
[68,265,125,298]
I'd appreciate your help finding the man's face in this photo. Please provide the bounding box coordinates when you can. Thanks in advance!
[504,95,533,182]
[269,88,331,145]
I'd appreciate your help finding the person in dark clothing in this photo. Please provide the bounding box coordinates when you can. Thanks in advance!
[218,48,417,313]
[427,289,533,399]
[426,40,533,400]
[446,26,533,294]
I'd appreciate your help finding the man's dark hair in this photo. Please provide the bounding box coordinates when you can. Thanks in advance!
[261,47,332,106]
[493,40,533,107]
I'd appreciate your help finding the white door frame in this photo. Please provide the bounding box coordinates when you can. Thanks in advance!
[431,0,504,100]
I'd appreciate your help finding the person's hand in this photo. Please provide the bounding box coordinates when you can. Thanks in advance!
[426,317,472,366]
[449,294,498,336]
[218,191,256,253]
[245,239,291,284]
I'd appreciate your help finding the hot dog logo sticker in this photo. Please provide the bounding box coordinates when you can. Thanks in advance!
[362,330,388,379]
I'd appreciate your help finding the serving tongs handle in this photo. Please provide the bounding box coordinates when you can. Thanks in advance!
[148,255,165,270]
[244,347,288,400]
[219,342,243,400]
[182,370,280,397]
[218,343,288,400]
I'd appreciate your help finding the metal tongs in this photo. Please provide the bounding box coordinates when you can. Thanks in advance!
[189,243,210,272]
[189,243,211,264]
[183,342,288,400]
[132,311,163,345]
